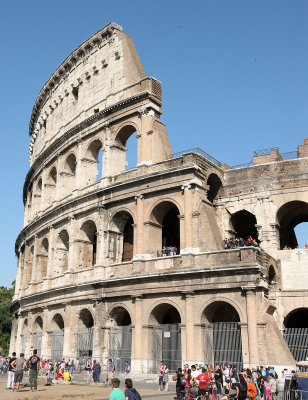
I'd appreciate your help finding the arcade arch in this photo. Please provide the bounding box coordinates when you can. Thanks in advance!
[149,303,182,372]
[108,306,132,371]
[284,308,308,362]
[51,313,64,360]
[277,201,308,249]
[45,166,57,205]
[77,309,94,363]
[34,316,43,357]
[109,211,134,262]
[54,230,69,275]
[148,201,180,256]
[85,139,103,183]
[79,220,97,268]
[207,173,223,203]
[114,124,138,172]
[202,301,242,367]
[230,210,258,243]
[37,238,48,280]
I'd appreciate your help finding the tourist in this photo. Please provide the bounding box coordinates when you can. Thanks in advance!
[107,358,115,386]
[173,367,186,400]
[124,360,130,376]
[6,352,16,389]
[28,349,40,392]
[247,375,257,400]
[92,360,101,383]
[124,378,141,400]
[85,359,92,382]
[158,360,164,390]
[215,363,223,393]
[269,373,277,396]
[109,378,125,400]
[163,363,169,391]
[11,353,26,392]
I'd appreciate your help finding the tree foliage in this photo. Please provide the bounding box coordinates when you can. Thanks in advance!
[0,282,15,352]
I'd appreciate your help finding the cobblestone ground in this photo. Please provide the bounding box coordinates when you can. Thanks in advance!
[0,373,175,399]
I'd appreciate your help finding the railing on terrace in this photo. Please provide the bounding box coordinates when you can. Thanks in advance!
[231,149,299,169]
[169,147,221,166]
[253,147,279,156]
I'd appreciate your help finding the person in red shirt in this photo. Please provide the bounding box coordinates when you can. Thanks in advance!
[194,367,211,398]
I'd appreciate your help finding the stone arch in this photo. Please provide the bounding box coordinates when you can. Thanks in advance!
[284,308,308,329]
[108,303,134,325]
[54,229,69,275]
[85,138,104,183]
[79,220,98,268]
[277,201,308,249]
[198,296,245,324]
[109,210,135,262]
[147,299,184,325]
[37,237,49,280]
[283,307,308,362]
[109,305,132,326]
[34,316,43,357]
[230,209,258,243]
[268,265,277,285]
[78,308,94,328]
[113,123,139,172]
[207,173,223,203]
[45,165,57,205]
[51,313,65,330]
[34,316,43,331]
[147,200,181,256]
[201,300,241,323]
[64,153,77,175]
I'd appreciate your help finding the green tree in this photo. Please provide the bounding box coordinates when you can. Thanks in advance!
[0,281,15,353]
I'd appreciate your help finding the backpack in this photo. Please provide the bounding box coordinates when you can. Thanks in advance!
[129,388,142,400]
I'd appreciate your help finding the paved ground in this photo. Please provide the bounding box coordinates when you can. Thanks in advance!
[0,373,176,399]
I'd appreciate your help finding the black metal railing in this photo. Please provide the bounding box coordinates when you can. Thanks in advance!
[253,147,279,156]
[169,147,221,166]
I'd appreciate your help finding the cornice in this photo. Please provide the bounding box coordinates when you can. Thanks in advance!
[29,22,122,138]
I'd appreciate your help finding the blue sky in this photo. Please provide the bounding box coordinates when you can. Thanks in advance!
[1,0,307,287]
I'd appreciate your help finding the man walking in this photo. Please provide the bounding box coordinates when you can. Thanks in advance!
[29,349,40,391]
[6,352,16,389]
[11,353,26,392]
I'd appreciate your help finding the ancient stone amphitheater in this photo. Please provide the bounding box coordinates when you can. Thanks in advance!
[11,22,308,373]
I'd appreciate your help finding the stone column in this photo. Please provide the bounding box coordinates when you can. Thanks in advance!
[183,291,195,364]
[46,226,55,280]
[132,296,143,372]
[135,196,145,257]
[15,314,24,355]
[15,250,23,295]
[92,301,104,362]
[244,288,260,366]
[96,205,106,265]
[67,216,77,272]
[181,184,195,253]
[41,166,47,210]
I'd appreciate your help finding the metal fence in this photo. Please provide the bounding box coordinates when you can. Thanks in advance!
[204,322,243,369]
[169,148,221,166]
[152,323,182,373]
[77,327,93,366]
[51,330,64,361]
[35,331,42,358]
[108,326,132,372]
[284,328,308,362]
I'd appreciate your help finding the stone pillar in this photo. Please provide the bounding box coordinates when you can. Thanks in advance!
[135,196,145,257]
[40,166,47,210]
[67,216,77,271]
[92,301,104,361]
[244,288,260,366]
[132,296,143,371]
[96,205,106,265]
[75,138,84,190]
[46,226,55,280]
[15,250,23,295]
[183,291,195,364]
[181,184,196,253]
[15,314,24,355]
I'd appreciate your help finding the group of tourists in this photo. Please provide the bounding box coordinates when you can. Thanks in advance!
[163,362,282,400]
[223,236,259,250]
[5,350,40,392]
[162,245,178,256]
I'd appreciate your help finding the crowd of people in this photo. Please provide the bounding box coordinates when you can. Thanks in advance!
[162,245,178,256]
[158,361,297,400]
[223,236,259,249]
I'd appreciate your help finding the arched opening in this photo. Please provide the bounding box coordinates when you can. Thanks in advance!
[284,308,308,362]
[45,166,57,206]
[65,153,76,175]
[85,139,103,183]
[207,173,223,203]
[202,301,242,368]
[231,210,258,244]
[55,230,69,275]
[149,201,180,257]
[33,178,42,214]
[22,244,32,288]
[149,303,182,372]
[114,125,138,172]
[37,238,48,280]
[51,313,64,361]
[268,265,276,285]
[34,316,43,357]
[80,220,97,268]
[277,201,308,249]
[77,309,94,365]
[22,319,28,355]
[108,307,132,371]
[109,211,134,262]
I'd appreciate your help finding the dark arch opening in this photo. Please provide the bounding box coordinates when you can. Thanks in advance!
[268,265,276,285]
[150,303,181,325]
[231,210,258,242]
[111,211,134,262]
[49,167,57,184]
[35,316,43,331]
[207,174,222,203]
[51,313,64,330]
[65,153,76,175]
[285,308,308,329]
[123,216,134,262]
[203,301,240,323]
[79,309,94,328]
[110,307,132,326]
[277,201,308,249]
[80,220,97,266]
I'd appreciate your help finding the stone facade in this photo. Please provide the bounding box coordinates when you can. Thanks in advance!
[11,22,308,372]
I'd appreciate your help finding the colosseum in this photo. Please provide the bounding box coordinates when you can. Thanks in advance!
[11,22,308,373]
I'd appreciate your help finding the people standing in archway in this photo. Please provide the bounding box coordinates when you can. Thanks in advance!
[107,358,115,386]
[158,360,164,390]
[215,364,223,393]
